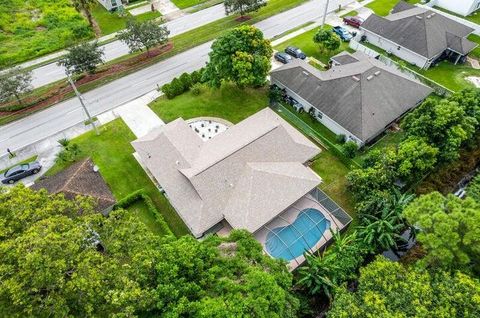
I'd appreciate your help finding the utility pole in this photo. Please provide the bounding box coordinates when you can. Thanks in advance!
[321,0,330,26]
[66,72,99,136]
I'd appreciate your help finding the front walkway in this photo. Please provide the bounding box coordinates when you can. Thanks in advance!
[99,90,164,138]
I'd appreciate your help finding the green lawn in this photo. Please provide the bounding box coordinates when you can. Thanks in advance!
[341,10,358,18]
[0,0,93,67]
[468,34,480,59]
[45,119,190,237]
[171,0,212,9]
[128,200,170,236]
[150,83,269,123]
[92,5,162,36]
[366,0,421,16]
[273,25,352,65]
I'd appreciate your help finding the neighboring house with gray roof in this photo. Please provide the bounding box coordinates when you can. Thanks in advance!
[270,51,432,146]
[132,108,352,268]
[361,1,477,69]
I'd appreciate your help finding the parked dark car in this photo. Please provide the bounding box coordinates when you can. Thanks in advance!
[1,161,42,184]
[332,26,353,41]
[343,16,364,28]
[285,46,306,59]
[274,52,293,64]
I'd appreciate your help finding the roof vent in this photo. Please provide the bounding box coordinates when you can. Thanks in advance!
[176,160,180,165]
[352,76,360,82]
[416,15,423,20]
[374,71,381,76]
[367,75,374,81]
[302,71,309,76]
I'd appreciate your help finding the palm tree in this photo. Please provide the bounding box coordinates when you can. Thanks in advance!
[358,209,406,252]
[72,0,97,29]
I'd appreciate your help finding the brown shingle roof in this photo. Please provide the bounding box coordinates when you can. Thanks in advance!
[32,158,116,211]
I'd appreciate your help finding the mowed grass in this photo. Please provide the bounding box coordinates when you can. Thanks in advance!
[128,200,170,236]
[417,61,480,92]
[171,0,212,9]
[46,119,190,237]
[273,25,351,65]
[150,84,269,123]
[366,0,421,16]
[92,5,162,36]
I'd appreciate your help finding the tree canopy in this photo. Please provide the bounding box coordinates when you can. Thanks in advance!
[224,0,267,17]
[313,29,341,52]
[59,41,105,75]
[118,20,170,55]
[328,256,480,318]
[403,192,480,272]
[0,67,33,105]
[203,25,272,88]
[0,186,298,317]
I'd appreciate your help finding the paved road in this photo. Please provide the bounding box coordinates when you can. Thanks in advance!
[0,0,352,157]
[30,3,226,88]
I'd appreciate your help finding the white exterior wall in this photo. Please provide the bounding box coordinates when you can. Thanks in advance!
[97,0,121,11]
[435,0,480,16]
[272,79,364,146]
[361,29,431,69]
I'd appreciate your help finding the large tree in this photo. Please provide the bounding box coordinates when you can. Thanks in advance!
[0,186,298,317]
[404,192,480,272]
[59,41,105,75]
[396,137,438,181]
[203,25,273,88]
[71,0,97,29]
[224,0,267,18]
[328,256,480,318]
[402,97,477,162]
[0,67,32,106]
[313,28,341,52]
[117,20,170,56]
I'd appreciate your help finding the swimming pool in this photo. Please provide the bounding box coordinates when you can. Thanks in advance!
[265,208,331,261]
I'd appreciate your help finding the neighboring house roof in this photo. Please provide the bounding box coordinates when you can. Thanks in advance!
[361,1,477,58]
[132,108,321,237]
[270,51,432,142]
[31,158,116,211]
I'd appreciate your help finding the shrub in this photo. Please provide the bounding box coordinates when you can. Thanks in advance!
[161,83,176,99]
[342,141,358,158]
[57,138,70,147]
[179,72,192,90]
[191,83,203,96]
[170,78,185,96]
[190,70,201,84]
[336,134,346,144]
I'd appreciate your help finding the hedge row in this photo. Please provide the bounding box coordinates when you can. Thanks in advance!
[161,68,205,99]
[114,189,174,236]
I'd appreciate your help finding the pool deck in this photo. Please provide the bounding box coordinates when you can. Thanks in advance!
[254,193,345,270]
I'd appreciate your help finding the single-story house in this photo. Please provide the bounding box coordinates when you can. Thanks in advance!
[434,0,480,17]
[132,108,352,269]
[361,1,478,69]
[31,158,116,213]
[270,51,432,146]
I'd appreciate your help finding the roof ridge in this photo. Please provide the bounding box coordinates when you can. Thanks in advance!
[61,158,90,192]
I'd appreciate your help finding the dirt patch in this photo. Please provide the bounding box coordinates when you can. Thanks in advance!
[0,43,174,119]
[235,15,252,22]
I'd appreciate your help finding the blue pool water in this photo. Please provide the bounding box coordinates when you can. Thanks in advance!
[265,208,331,261]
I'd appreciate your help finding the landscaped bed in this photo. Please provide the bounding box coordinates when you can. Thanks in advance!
[45,118,189,237]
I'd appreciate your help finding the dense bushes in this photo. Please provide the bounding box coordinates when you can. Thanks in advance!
[114,189,174,236]
[348,89,480,210]
[0,0,93,67]
[161,68,205,99]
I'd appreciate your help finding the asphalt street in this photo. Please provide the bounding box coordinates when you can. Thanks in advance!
[0,0,352,157]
